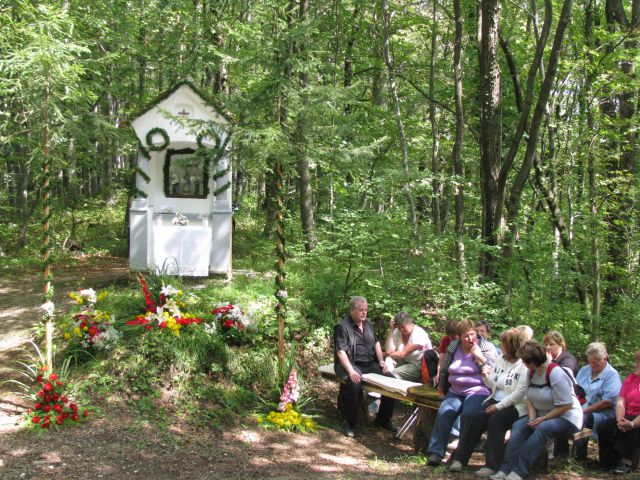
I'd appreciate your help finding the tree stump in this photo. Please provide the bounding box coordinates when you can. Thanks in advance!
[413,406,438,453]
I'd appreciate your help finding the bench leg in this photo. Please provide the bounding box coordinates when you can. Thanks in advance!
[413,407,437,453]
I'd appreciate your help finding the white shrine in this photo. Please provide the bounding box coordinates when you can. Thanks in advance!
[129,82,232,277]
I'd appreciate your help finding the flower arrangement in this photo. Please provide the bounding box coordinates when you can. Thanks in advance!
[256,368,314,433]
[171,212,189,226]
[278,368,300,411]
[256,403,315,433]
[22,365,89,429]
[126,274,203,336]
[63,289,120,350]
[211,303,250,344]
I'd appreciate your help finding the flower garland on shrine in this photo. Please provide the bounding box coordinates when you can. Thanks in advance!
[139,126,231,199]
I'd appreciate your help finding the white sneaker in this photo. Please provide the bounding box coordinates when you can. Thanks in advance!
[489,472,507,480]
[450,460,463,472]
[476,468,497,477]
[505,473,523,480]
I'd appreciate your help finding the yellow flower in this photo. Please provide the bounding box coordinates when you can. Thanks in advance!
[64,332,71,340]
[74,327,82,336]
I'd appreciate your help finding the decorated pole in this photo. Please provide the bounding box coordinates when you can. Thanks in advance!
[274,159,287,372]
[42,90,54,374]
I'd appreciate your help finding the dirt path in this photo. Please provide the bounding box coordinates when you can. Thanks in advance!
[0,257,614,479]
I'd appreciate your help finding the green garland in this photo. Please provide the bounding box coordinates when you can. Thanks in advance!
[138,139,151,159]
[145,127,170,151]
[196,127,222,150]
[133,187,148,198]
[136,166,150,183]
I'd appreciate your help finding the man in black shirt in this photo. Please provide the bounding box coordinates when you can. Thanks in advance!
[334,296,396,437]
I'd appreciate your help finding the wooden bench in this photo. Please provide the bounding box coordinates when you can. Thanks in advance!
[319,363,441,452]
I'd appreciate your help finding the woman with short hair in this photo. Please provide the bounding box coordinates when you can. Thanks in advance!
[425,319,497,466]
[490,341,582,480]
[449,328,529,477]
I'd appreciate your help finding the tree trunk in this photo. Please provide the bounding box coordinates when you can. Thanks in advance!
[294,0,316,252]
[428,0,441,234]
[452,0,466,278]
[477,0,502,279]
[380,0,417,236]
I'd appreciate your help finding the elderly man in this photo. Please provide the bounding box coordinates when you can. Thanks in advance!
[384,311,432,382]
[334,296,396,437]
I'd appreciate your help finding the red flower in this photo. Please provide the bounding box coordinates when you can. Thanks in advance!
[61,396,68,403]
[56,381,63,387]
[223,319,235,329]
[42,404,52,413]
[144,325,153,330]
[53,404,63,413]
[127,317,150,326]
[36,374,43,383]
[83,410,89,417]
[43,382,53,392]
[70,403,78,412]
[55,415,64,425]
[32,416,41,424]
[41,421,50,429]
[34,402,42,410]
[88,325,98,336]
[53,393,61,401]
[49,373,58,381]
[37,390,44,398]
[45,395,54,403]
[72,414,79,421]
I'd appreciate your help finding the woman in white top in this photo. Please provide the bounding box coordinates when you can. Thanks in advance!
[384,311,431,382]
[450,328,529,476]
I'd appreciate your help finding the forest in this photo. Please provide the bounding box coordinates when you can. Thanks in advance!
[2,0,638,355]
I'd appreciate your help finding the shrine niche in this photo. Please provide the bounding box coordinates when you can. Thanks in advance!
[128,81,232,277]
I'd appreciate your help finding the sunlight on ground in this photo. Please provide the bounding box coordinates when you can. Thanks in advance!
[238,430,261,443]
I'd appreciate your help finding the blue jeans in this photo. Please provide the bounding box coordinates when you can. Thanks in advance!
[426,391,488,458]
[499,415,579,478]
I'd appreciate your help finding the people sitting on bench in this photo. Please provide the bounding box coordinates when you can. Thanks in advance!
[384,311,432,382]
[491,340,583,480]
[597,349,640,475]
[450,328,529,477]
[569,342,621,461]
[426,319,497,466]
[334,296,397,438]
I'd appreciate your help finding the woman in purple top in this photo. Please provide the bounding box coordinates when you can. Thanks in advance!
[426,319,497,466]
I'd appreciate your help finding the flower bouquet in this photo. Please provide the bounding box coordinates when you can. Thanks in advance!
[126,274,203,336]
[22,366,89,429]
[63,288,121,350]
[211,303,250,344]
[256,369,315,433]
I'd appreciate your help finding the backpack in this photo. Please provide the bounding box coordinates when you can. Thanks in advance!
[421,348,439,385]
[529,362,587,405]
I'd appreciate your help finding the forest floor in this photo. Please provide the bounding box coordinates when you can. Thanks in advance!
[0,256,619,479]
